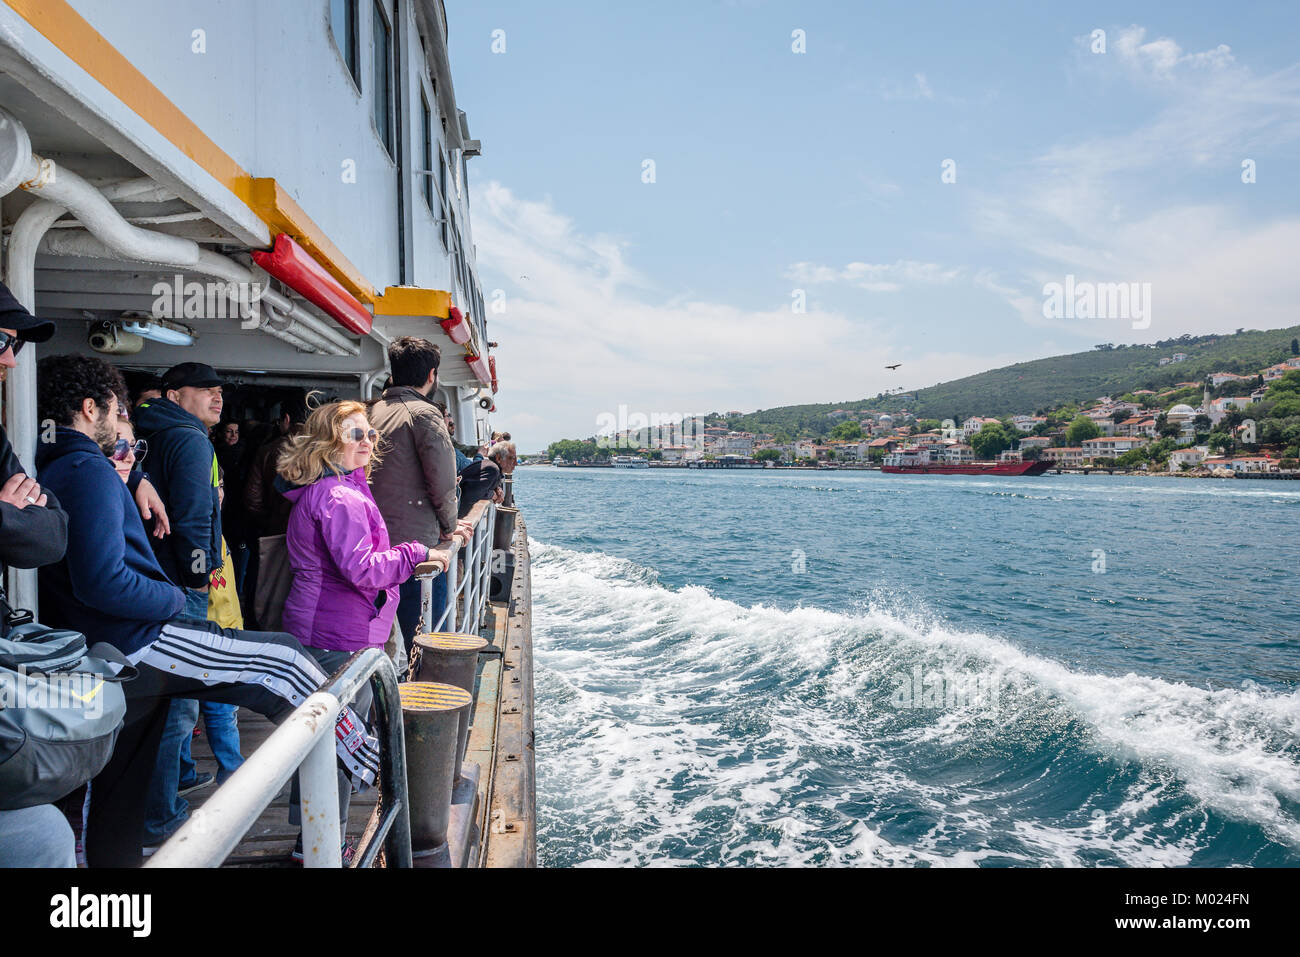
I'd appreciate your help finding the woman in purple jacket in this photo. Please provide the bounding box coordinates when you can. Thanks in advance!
[278,399,447,649]
[276,398,448,861]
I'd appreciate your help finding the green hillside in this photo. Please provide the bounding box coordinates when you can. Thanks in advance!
[720,326,1300,436]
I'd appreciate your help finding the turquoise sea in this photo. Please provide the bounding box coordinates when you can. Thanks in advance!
[521,467,1300,866]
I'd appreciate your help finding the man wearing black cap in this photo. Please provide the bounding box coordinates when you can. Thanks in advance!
[0,280,75,867]
[134,361,225,596]
[133,361,228,845]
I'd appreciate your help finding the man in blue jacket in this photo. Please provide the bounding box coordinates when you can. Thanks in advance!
[36,354,380,867]
[134,361,230,843]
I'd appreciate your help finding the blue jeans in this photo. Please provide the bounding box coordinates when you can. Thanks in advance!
[397,573,448,654]
[0,805,76,867]
[142,696,199,843]
[142,589,209,842]
[179,701,244,784]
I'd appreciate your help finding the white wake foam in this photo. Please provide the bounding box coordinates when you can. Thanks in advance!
[530,540,1300,865]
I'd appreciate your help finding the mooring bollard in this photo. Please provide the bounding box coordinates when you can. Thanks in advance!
[492,505,518,552]
[400,681,472,866]
[413,632,488,782]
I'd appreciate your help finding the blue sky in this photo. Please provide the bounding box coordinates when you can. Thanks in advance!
[447,1,1300,451]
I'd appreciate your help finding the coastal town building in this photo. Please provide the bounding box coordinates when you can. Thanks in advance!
[1118,416,1159,438]
[1168,447,1208,472]
[1225,456,1276,473]
[1042,447,1085,468]
[1209,372,1252,388]
[961,416,1000,439]
[1012,415,1047,431]
[1082,437,1150,460]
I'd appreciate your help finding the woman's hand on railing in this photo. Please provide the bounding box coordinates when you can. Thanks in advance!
[423,546,451,573]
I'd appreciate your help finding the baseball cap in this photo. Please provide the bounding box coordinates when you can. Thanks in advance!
[0,279,56,342]
[162,361,223,391]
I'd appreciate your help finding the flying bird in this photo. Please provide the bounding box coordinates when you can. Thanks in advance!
[885,363,901,370]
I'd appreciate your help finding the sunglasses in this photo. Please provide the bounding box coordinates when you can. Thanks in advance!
[112,438,147,461]
[0,331,26,356]
[342,427,378,444]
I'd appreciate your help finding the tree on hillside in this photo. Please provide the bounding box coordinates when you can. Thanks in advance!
[830,420,863,440]
[755,448,782,463]
[1116,447,1149,468]
[1292,338,1298,356]
[1207,431,1235,455]
[971,423,1012,459]
[1066,416,1101,445]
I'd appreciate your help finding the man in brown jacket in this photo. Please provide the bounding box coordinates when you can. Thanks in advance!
[369,337,463,649]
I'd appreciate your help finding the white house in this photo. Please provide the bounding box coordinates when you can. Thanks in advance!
[1042,447,1085,468]
[717,432,755,455]
[1168,447,1207,472]
[1082,436,1149,460]
[1227,457,1276,473]
[1209,372,1250,388]
[961,416,999,440]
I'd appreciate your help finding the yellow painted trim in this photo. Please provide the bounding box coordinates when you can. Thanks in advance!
[246,179,377,303]
[374,286,451,318]
[7,0,378,306]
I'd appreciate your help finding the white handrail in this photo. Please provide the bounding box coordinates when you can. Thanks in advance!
[147,649,412,869]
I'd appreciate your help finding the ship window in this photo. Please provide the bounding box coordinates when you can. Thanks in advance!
[372,0,394,157]
[421,93,434,210]
[330,0,360,88]
[438,150,449,248]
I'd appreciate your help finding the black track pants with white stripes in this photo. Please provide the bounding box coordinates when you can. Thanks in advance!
[86,618,381,868]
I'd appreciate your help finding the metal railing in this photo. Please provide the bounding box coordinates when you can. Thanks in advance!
[147,649,412,869]
[414,500,497,635]
[146,501,499,868]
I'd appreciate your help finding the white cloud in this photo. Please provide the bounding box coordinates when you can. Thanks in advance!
[970,25,1300,339]
[476,184,915,450]
[1108,26,1236,79]
[785,259,963,292]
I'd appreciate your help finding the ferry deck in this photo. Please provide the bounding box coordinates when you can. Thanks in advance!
[0,0,533,866]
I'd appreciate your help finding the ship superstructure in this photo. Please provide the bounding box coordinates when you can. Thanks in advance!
[0,0,498,610]
[0,0,532,868]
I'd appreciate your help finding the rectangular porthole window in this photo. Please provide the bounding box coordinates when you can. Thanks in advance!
[372,0,393,157]
[421,93,434,210]
[330,0,359,88]
[438,150,449,249]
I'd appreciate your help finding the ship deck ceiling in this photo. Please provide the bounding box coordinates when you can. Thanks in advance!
[2,76,477,388]
[0,72,119,157]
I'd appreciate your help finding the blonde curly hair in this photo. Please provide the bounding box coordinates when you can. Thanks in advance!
[276,399,383,484]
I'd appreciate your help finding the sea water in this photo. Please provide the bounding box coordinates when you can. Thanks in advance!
[521,468,1300,866]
